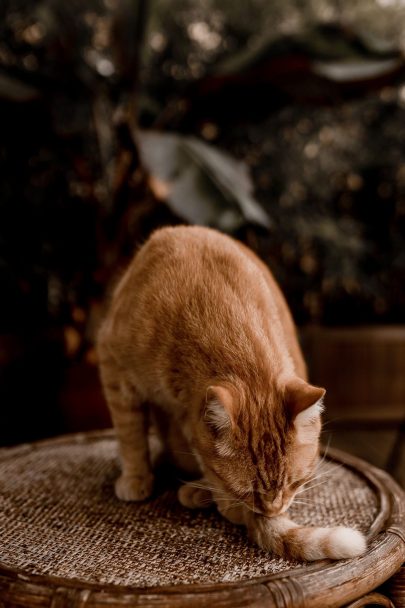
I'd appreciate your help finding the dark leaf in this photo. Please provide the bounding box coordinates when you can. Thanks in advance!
[137,130,271,231]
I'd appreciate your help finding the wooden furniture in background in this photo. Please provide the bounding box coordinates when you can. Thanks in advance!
[301,326,405,488]
[301,326,405,423]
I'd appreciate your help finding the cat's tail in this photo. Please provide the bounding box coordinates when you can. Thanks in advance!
[248,514,367,561]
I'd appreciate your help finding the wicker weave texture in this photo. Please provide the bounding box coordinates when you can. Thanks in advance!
[0,434,378,588]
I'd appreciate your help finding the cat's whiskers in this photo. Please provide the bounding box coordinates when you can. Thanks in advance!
[177,482,230,503]
[309,462,345,484]
[316,438,332,470]
[298,464,345,496]
[291,499,314,507]
[178,480,218,493]
[213,494,258,514]
[215,498,244,509]
[299,476,329,489]
[198,497,216,506]
[297,479,329,495]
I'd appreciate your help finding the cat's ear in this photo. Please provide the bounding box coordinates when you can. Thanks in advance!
[204,385,236,433]
[284,377,325,423]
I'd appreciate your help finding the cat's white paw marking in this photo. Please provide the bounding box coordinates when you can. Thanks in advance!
[328,527,367,559]
[115,473,154,501]
[178,483,213,509]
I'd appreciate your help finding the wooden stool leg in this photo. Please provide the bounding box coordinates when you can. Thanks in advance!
[344,591,395,607]
[384,565,405,608]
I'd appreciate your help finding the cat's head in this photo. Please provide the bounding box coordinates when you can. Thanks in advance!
[195,378,325,517]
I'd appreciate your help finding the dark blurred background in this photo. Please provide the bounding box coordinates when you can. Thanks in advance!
[0,0,404,484]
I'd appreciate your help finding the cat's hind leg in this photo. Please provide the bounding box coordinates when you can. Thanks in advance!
[178,479,214,509]
[98,354,153,502]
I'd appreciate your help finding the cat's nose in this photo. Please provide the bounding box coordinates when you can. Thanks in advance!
[263,493,287,516]
[283,495,294,511]
[272,494,284,510]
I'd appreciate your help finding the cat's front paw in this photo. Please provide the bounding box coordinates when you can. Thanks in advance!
[115,472,154,502]
[217,502,246,525]
[178,482,213,509]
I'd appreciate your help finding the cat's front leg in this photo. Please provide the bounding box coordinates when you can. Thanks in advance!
[216,501,246,526]
[99,356,154,501]
[245,512,367,561]
[178,479,214,509]
[212,490,247,525]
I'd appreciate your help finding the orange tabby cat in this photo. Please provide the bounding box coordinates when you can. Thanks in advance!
[97,226,366,561]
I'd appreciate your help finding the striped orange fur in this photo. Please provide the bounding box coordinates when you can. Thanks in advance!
[97,226,366,561]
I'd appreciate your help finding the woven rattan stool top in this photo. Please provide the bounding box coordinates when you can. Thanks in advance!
[0,430,404,607]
